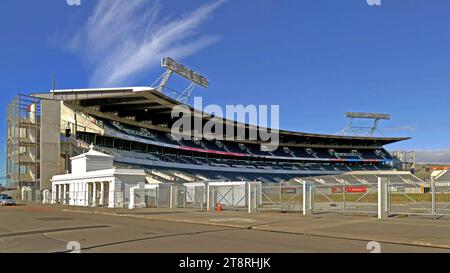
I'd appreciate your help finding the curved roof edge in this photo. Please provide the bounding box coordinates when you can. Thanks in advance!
[31,86,410,146]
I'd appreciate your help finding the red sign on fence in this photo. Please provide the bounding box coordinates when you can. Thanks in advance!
[331,186,367,193]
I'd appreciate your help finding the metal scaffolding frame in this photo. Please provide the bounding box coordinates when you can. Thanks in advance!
[6,94,41,190]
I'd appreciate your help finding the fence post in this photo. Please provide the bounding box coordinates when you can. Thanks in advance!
[206,184,215,212]
[51,184,56,204]
[431,177,436,216]
[170,185,176,209]
[377,177,389,219]
[303,181,312,215]
[342,182,346,212]
[248,182,257,214]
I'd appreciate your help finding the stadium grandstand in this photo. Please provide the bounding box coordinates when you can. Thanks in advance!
[6,86,422,191]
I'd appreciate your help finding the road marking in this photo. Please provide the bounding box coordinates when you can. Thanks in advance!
[0,225,110,238]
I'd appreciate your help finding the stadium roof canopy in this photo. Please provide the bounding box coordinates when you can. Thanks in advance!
[33,87,410,148]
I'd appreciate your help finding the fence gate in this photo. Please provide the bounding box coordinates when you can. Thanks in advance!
[433,182,450,216]
[209,184,247,211]
[259,184,281,211]
[173,186,186,208]
[258,183,303,212]
[144,188,157,208]
[279,184,302,211]
[313,183,378,214]
[157,186,171,208]
[185,186,205,210]
[388,183,432,215]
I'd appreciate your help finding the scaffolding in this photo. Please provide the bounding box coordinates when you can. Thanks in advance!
[6,94,41,190]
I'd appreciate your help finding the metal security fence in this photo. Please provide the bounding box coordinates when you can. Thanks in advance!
[184,185,206,210]
[22,179,450,219]
[388,184,432,215]
[435,182,450,215]
[208,183,248,211]
[313,183,378,214]
[156,188,171,208]
[144,187,158,208]
[258,182,303,212]
[388,181,450,216]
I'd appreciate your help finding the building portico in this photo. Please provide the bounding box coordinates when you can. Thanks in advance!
[51,145,147,208]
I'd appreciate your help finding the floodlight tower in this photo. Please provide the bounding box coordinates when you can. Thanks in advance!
[151,57,209,103]
[337,112,391,137]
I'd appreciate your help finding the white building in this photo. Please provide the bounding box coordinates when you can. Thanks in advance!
[51,145,148,208]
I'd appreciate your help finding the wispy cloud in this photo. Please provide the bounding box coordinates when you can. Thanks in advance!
[66,0,225,87]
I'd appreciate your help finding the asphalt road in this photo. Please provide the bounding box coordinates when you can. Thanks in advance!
[0,205,447,253]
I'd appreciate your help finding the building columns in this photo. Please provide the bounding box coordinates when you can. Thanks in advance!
[108,179,115,208]
[51,184,57,204]
[59,184,66,205]
[66,184,70,205]
[92,182,97,207]
[74,183,79,206]
[84,182,88,206]
[100,182,105,207]
[68,183,72,205]
[64,184,68,205]
[51,178,119,208]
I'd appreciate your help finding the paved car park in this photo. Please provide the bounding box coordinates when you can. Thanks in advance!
[1,203,450,253]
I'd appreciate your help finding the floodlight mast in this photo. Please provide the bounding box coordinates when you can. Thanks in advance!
[151,57,209,103]
[337,112,391,137]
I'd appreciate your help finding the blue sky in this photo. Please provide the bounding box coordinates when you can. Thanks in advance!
[2,0,450,182]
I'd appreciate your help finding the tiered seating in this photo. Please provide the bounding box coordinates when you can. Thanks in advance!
[91,118,394,174]
[359,149,382,159]
[97,118,390,162]
[349,165,365,171]
[334,165,351,171]
[179,156,202,165]
[322,165,337,171]
[221,142,245,153]
[363,165,379,171]
[315,149,337,159]
[100,144,393,174]
[113,158,422,185]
